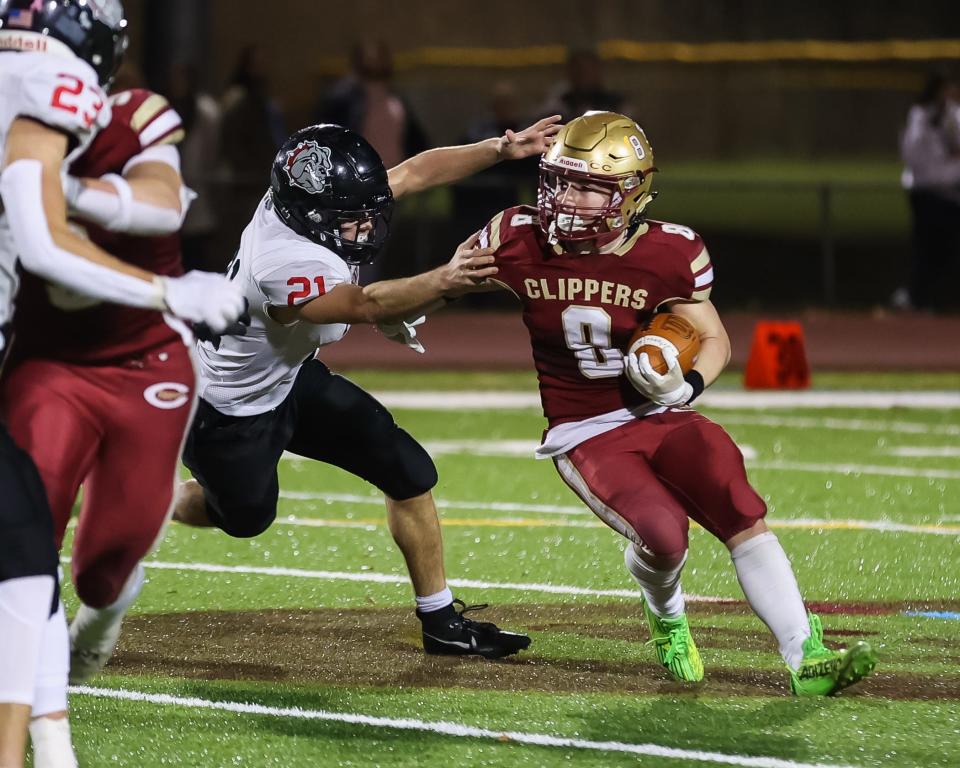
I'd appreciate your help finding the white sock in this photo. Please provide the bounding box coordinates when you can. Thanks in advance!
[415,586,453,614]
[32,601,70,718]
[624,545,687,619]
[70,562,145,649]
[0,575,55,706]
[29,716,77,768]
[731,532,810,670]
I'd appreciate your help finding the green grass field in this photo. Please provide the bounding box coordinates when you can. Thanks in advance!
[57,370,959,768]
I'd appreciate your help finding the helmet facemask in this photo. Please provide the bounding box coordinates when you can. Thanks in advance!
[538,164,651,248]
[322,202,394,265]
[274,189,394,266]
[537,111,658,250]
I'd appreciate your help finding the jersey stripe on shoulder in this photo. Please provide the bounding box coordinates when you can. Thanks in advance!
[130,93,169,132]
[481,211,505,251]
[689,246,713,301]
[121,92,184,148]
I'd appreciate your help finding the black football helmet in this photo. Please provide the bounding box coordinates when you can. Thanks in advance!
[0,0,128,86]
[269,124,394,265]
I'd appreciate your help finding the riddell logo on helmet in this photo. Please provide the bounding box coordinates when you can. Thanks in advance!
[0,34,49,52]
[552,155,588,172]
[284,140,333,195]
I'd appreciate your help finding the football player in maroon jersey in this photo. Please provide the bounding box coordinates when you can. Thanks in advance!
[0,1,245,763]
[470,111,876,696]
[0,85,217,696]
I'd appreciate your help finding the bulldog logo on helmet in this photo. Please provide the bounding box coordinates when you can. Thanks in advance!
[284,141,333,195]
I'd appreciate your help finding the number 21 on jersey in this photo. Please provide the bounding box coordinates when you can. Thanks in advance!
[562,305,623,379]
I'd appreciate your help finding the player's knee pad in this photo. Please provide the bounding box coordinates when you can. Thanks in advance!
[628,510,689,561]
[378,428,438,501]
[209,502,276,539]
[31,601,69,717]
[0,575,56,706]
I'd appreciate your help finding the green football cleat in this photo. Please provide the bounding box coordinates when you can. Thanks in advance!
[643,601,704,682]
[789,613,877,696]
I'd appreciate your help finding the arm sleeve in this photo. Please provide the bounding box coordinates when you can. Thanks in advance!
[1,159,166,310]
[256,247,352,308]
[66,145,192,235]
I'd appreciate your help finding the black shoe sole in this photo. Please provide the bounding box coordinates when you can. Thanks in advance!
[422,634,531,659]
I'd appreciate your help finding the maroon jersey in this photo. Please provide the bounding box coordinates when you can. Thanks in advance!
[12,89,186,365]
[481,205,714,427]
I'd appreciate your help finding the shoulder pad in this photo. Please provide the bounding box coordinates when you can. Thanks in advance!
[649,221,712,301]
[15,54,109,138]
[480,205,538,251]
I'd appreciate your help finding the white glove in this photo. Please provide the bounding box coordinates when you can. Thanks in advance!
[623,347,693,407]
[377,315,426,354]
[160,271,246,332]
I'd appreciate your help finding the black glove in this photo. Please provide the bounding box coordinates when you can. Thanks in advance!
[194,299,250,351]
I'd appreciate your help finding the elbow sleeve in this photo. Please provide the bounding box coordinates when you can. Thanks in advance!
[67,173,189,235]
[1,160,166,310]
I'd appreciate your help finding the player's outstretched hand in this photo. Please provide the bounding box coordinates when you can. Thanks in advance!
[161,271,246,332]
[624,348,693,407]
[378,315,426,354]
[440,231,498,295]
[498,115,562,161]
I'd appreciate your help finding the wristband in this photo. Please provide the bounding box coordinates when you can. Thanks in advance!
[684,370,705,404]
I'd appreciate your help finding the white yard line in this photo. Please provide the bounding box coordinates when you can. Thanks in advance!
[287,441,759,460]
[68,686,855,768]
[885,446,960,458]
[285,447,960,480]
[749,460,960,480]
[718,413,960,436]
[370,390,960,411]
[115,558,730,601]
[279,490,589,516]
[276,492,960,535]
[269,513,960,537]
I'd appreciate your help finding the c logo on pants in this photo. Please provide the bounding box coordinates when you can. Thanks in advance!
[143,382,190,410]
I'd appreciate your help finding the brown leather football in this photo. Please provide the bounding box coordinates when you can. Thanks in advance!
[627,313,701,375]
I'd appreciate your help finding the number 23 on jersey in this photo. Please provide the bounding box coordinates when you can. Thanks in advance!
[50,73,104,128]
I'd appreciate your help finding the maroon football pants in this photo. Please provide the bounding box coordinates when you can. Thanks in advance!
[0,338,196,608]
[554,410,766,559]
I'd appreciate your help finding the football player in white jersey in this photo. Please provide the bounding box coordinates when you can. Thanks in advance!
[174,119,562,659]
[0,2,246,765]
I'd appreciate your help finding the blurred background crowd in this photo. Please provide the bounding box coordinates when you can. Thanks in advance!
[123,0,960,312]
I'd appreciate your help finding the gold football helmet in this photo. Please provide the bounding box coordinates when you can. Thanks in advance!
[538,111,657,245]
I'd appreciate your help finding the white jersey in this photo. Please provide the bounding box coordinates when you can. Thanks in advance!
[0,49,110,341]
[196,195,358,416]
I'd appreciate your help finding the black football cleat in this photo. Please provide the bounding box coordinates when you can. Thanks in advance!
[419,599,532,659]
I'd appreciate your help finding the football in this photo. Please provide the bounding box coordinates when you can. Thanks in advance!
[627,313,701,375]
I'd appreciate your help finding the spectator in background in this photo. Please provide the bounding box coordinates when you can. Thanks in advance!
[539,48,626,123]
[898,71,960,312]
[316,40,429,168]
[166,63,223,272]
[221,45,286,185]
[454,81,539,231]
[220,45,286,249]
